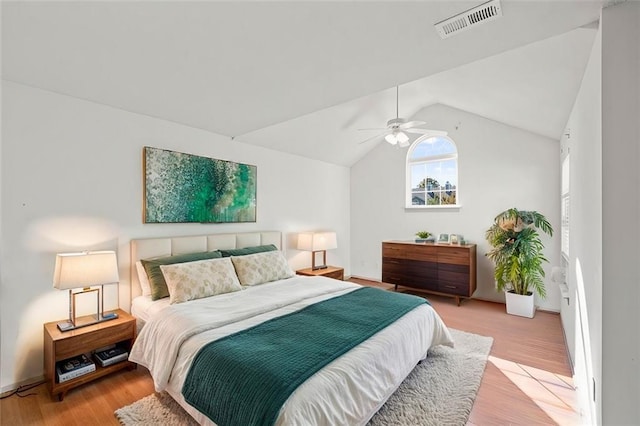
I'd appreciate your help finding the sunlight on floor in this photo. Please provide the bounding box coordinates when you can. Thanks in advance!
[488,356,580,425]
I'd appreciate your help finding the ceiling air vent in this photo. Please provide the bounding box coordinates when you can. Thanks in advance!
[435,0,502,39]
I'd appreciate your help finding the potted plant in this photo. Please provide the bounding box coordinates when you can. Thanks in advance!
[485,208,553,318]
[415,231,432,243]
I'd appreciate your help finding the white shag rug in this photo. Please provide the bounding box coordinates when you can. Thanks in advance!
[115,329,493,426]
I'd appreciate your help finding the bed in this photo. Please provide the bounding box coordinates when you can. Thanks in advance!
[128,231,453,425]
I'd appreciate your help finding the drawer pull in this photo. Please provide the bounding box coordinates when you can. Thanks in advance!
[444,285,457,289]
[387,260,400,264]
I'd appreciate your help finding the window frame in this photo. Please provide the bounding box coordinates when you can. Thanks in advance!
[405,135,460,209]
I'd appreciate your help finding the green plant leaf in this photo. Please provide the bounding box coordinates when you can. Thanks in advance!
[484,208,554,298]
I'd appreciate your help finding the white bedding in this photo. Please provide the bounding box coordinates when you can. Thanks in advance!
[131,295,170,326]
[130,275,453,425]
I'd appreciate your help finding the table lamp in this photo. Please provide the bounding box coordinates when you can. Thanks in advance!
[53,250,119,332]
[297,232,337,270]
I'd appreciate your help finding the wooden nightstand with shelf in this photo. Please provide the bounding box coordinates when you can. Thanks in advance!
[296,266,344,281]
[43,309,136,401]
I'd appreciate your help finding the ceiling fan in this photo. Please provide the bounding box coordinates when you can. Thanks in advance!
[358,86,447,147]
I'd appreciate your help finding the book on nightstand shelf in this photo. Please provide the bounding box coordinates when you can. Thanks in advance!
[56,353,96,383]
[93,346,129,367]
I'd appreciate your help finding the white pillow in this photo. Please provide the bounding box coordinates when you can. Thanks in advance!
[159,257,242,304]
[230,250,295,286]
[135,261,152,296]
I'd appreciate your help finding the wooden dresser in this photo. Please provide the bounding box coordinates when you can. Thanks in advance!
[382,241,477,305]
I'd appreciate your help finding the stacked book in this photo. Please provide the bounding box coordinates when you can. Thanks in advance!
[56,354,95,383]
[93,346,129,367]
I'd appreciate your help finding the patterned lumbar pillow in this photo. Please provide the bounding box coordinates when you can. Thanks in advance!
[160,257,242,304]
[230,250,295,286]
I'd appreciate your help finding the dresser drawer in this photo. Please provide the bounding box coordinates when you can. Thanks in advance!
[438,270,470,284]
[382,257,405,270]
[382,244,404,258]
[383,272,438,291]
[382,272,404,285]
[55,322,135,360]
[382,243,437,262]
[438,281,470,296]
[437,247,470,265]
[405,275,439,291]
[438,262,469,273]
[383,258,438,279]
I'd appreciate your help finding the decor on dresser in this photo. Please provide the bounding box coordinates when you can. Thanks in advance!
[437,233,450,244]
[297,232,337,270]
[52,251,120,331]
[485,208,554,318]
[414,231,433,243]
[143,146,257,223]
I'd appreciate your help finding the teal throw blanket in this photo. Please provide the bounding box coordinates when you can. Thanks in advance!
[182,287,427,426]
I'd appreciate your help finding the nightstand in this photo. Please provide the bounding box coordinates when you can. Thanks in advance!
[43,309,136,401]
[296,266,344,281]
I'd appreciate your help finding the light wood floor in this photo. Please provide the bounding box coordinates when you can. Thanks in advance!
[1,279,576,425]
[358,279,578,426]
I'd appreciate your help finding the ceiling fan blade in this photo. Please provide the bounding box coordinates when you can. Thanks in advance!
[358,130,390,145]
[398,120,426,129]
[405,128,448,136]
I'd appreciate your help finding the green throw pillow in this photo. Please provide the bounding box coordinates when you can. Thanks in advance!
[219,244,278,257]
[141,250,222,300]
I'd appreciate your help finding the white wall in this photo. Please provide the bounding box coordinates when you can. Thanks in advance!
[0,81,351,390]
[600,2,640,424]
[350,103,561,311]
[562,3,640,423]
[561,21,602,424]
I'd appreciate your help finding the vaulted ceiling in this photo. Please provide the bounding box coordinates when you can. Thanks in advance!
[2,1,608,166]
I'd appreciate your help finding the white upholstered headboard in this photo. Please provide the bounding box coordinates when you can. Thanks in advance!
[130,231,282,299]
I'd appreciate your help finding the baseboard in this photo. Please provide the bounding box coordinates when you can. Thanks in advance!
[560,316,575,375]
[0,375,45,396]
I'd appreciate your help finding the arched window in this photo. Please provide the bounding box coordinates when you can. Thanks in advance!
[406,136,459,207]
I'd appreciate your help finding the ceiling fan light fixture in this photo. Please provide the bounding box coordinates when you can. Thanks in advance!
[357,85,446,147]
[385,133,398,145]
[396,131,409,143]
[384,130,408,146]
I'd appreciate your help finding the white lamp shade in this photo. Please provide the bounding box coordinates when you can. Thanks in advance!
[396,131,409,143]
[53,251,119,290]
[297,232,337,252]
[384,133,397,145]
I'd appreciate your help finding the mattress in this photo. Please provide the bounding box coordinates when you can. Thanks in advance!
[130,276,453,425]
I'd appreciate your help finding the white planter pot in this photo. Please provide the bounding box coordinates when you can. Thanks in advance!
[505,291,535,318]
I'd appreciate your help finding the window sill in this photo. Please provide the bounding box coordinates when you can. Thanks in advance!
[405,205,462,212]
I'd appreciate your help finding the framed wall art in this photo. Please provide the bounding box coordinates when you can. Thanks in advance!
[143,147,257,223]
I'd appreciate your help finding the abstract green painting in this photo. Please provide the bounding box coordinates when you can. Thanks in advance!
[143,147,257,223]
